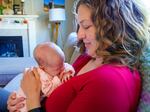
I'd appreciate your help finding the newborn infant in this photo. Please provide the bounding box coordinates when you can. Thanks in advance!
[16,42,75,112]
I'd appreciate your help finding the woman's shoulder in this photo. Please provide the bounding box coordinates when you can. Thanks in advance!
[92,64,140,83]
[96,64,138,74]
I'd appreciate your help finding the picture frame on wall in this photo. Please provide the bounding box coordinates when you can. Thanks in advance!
[2,0,13,9]
[44,0,65,12]
[1,0,23,15]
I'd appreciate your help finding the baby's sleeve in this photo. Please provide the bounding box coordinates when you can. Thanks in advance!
[64,63,75,76]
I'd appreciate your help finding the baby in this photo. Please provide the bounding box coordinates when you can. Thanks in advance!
[16,42,75,112]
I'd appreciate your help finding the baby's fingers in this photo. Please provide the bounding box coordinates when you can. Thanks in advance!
[62,75,72,82]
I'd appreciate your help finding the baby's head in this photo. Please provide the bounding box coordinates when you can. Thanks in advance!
[34,42,65,76]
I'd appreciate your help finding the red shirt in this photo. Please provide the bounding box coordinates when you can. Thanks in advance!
[45,54,141,112]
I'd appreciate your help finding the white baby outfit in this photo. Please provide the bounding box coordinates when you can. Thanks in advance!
[16,63,75,112]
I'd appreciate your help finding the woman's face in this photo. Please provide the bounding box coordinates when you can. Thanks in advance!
[77,4,99,57]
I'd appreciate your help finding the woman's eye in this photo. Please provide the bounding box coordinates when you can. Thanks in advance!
[83,24,92,29]
[84,26,90,29]
[83,25,90,29]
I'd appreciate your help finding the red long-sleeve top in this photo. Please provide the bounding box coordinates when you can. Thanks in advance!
[45,54,141,112]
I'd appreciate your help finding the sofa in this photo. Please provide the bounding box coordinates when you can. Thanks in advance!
[0,57,37,87]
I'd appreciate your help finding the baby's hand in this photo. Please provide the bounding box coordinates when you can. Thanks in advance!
[60,71,73,82]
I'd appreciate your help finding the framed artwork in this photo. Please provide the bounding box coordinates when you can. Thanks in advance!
[44,0,65,12]
[2,0,13,9]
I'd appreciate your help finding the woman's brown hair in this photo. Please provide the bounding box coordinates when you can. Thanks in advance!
[73,0,149,68]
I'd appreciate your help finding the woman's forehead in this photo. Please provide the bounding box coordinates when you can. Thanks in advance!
[76,5,92,23]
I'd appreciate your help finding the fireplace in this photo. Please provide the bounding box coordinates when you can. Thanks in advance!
[0,15,38,57]
[0,36,23,57]
[0,28,29,57]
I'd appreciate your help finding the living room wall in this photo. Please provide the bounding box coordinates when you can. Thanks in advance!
[23,0,75,49]
[24,0,51,45]
[65,0,75,41]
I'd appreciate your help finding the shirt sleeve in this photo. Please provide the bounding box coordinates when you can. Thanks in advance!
[28,107,45,112]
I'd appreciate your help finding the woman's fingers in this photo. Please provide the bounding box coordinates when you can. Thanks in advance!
[7,105,17,112]
[7,92,16,105]
[7,93,17,112]
[8,101,24,112]
[23,67,40,81]
[7,92,25,112]
[32,67,40,80]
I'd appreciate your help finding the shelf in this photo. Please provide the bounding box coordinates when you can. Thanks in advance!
[0,15,39,19]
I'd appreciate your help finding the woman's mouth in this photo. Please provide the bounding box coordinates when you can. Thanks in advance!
[84,42,91,48]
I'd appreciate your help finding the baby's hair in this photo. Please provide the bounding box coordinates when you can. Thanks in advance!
[49,42,65,61]
[33,42,65,65]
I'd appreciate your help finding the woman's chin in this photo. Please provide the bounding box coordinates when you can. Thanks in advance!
[86,50,96,57]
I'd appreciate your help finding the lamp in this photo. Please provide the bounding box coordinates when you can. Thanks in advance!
[49,8,66,43]
[21,0,25,14]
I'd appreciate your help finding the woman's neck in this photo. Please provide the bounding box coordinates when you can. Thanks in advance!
[91,57,103,67]
[76,56,103,76]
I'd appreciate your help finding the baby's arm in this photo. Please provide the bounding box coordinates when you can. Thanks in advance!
[60,63,75,82]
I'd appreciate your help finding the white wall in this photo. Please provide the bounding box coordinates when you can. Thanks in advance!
[24,0,75,49]
[56,0,75,49]
[65,0,75,41]
[24,0,52,44]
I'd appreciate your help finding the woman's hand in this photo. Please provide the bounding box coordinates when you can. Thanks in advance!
[21,67,41,111]
[7,92,25,112]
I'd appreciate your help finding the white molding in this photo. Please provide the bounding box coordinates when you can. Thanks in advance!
[0,23,28,29]
[0,15,38,19]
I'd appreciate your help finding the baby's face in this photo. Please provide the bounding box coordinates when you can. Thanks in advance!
[35,44,65,76]
[40,60,64,76]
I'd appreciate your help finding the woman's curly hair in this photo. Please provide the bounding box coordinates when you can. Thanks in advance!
[73,0,150,68]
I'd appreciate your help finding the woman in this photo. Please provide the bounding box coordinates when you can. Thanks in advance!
[7,0,149,111]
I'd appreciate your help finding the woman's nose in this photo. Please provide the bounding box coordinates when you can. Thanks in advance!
[77,27,85,40]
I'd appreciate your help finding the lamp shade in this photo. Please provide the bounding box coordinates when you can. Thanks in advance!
[49,8,66,22]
